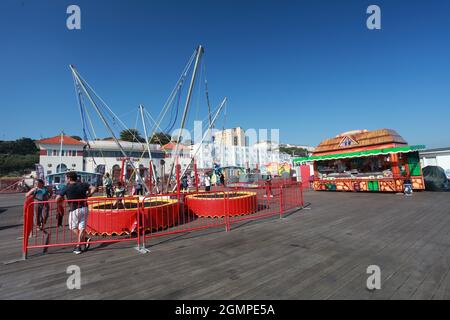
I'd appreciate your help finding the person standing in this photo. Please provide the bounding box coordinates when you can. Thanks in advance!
[103,173,113,198]
[264,173,273,198]
[187,174,192,189]
[56,171,96,254]
[181,175,188,192]
[205,174,211,192]
[114,181,126,208]
[134,176,143,196]
[26,179,52,230]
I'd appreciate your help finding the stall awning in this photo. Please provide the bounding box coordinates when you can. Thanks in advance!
[293,145,426,163]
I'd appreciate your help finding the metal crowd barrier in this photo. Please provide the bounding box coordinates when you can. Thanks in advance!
[22,182,304,259]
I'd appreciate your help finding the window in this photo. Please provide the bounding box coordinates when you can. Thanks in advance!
[47,149,52,156]
[233,137,238,146]
[339,136,358,147]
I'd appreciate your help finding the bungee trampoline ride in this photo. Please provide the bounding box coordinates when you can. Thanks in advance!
[185,191,257,218]
[87,196,179,236]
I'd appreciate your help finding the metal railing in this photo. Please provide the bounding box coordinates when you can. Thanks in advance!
[22,182,304,259]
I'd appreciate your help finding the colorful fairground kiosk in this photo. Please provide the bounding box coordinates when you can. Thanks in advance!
[294,129,426,192]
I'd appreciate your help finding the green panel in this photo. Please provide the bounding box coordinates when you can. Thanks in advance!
[326,183,336,191]
[368,181,379,191]
[373,181,379,191]
[407,153,422,176]
[293,145,426,163]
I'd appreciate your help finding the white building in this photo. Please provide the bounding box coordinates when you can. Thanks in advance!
[160,142,194,175]
[36,135,165,181]
[191,139,292,171]
[213,127,247,146]
[83,139,164,180]
[281,143,315,153]
[420,147,450,179]
[36,135,85,175]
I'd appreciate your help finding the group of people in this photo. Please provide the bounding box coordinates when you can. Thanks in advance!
[180,172,225,192]
[25,169,230,255]
[26,171,96,255]
[24,169,272,255]
[102,173,127,198]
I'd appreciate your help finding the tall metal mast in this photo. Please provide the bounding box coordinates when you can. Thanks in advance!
[173,97,227,191]
[70,65,149,194]
[139,104,159,193]
[205,80,213,129]
[165,45,204,192]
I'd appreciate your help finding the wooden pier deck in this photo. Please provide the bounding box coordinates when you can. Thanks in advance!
[1,190,449,299]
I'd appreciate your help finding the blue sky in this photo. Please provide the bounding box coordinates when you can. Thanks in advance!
[0,0,449,148]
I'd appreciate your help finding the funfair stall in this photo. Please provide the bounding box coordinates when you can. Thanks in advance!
[294,129,425,192]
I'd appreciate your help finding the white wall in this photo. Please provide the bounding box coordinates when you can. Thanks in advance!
[420,151,450,178]
[421,153,450,171]
[39,142,85,175]
[84,157,164,176]
[40,155,84,175]
[435,155,450,171]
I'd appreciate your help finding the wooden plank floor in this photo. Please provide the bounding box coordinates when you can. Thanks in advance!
[0,190,449,299]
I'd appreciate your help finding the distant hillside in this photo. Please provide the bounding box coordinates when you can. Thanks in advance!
[0,138,39,177]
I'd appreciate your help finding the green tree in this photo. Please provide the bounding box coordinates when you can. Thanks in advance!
[279,146,309,157]
[119,129,145,143]
[0,154,39,176]
[0,138,38,155]
[0,138,39,176]
[149,132,171,145]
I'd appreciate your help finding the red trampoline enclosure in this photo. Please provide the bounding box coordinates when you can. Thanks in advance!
[185,191,257,218]
[87,197,179,235]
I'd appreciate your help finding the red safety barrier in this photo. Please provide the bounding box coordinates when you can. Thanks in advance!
[140,191,228,246]
[22,182,304,259]
[22,196,143,258]
[140,182,304,246]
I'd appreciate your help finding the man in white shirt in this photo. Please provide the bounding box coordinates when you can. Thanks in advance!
[204,175,211,192]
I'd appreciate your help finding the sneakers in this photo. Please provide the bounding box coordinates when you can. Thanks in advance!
[84,238,91,252]
[73,238,91,254]
[73,246,82,255]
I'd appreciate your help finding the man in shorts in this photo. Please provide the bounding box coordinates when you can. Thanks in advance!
[56,171,96,254]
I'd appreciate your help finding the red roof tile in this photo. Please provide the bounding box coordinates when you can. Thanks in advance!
[161,142,190,151]
[37,135,85,146]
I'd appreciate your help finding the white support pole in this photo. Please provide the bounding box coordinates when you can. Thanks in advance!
[70,65,149,194]
[166,45,204,192]
[139,104,159,194]
[173,97,227,191]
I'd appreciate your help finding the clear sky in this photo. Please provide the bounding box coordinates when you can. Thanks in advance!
[1,0,449,148]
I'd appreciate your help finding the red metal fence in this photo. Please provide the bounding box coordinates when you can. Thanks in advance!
[22,182,304,259]
[1,178,25,193]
